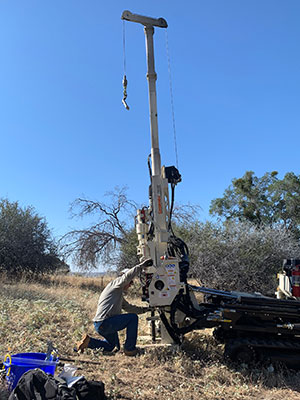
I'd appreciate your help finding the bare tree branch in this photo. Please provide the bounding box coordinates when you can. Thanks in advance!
[61,187,137,271]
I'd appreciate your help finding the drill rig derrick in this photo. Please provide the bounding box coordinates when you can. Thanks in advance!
[121,11,300,366]
[121,10,171,267]
[121,10,193,341]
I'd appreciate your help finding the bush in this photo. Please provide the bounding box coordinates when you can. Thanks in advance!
[0,199,63,275]
[177,221,300,295]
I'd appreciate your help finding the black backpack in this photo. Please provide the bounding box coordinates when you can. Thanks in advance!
[8,368,106,400]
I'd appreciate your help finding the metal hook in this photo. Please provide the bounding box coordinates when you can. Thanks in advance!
[122,75,130,110]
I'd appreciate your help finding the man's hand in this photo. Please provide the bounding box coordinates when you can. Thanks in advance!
[142,307,152,313]
[139,258,153,268]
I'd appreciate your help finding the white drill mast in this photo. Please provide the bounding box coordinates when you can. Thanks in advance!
[121,11,169,266]
[121,11,184,309]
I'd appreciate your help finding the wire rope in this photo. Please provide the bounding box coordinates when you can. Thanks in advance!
[165,29,179,169]
[123,20,127,74]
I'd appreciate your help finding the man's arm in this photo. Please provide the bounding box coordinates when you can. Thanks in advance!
[114,259,153,288]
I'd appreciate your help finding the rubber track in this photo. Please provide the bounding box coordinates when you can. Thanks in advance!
[228,337,300,350]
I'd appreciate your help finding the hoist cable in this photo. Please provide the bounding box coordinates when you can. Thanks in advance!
[122,20,127,74]
[165,29,179,169]
[122,21,130,110]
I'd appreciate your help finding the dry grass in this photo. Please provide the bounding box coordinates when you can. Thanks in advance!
[1,274,300,399]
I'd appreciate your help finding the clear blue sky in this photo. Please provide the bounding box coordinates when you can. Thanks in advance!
[1,1,300,252]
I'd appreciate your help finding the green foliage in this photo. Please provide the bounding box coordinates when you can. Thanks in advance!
[0,198,62,275]
[183,220,300,294]
[209,171,300,237]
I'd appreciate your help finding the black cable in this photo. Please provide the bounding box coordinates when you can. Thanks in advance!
[168,183,175,232]
[167,236,189,259]
[147,154,152,182]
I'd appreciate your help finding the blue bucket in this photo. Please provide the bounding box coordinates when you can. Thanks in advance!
[3,352,59,390]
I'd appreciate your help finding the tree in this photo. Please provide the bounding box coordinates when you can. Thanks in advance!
[209,171,300,236]
[271,172,300,237]
[61,187,137,271]
[0,199,62,275]
[178,220,300,295]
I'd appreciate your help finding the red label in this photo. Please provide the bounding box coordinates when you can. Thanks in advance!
[158,196,162,214]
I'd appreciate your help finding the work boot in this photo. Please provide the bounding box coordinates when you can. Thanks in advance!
[124,348,138,357]
[76,334,90,354]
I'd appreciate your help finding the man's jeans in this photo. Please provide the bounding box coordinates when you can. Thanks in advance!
[88,313,138,352]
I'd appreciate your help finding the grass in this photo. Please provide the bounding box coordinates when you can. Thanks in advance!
[1,274,300,399]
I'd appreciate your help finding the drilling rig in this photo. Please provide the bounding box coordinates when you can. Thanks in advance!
[121,10,300,367]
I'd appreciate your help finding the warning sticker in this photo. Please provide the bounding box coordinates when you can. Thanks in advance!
[165,264,176,273]
[168,276,176,285]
